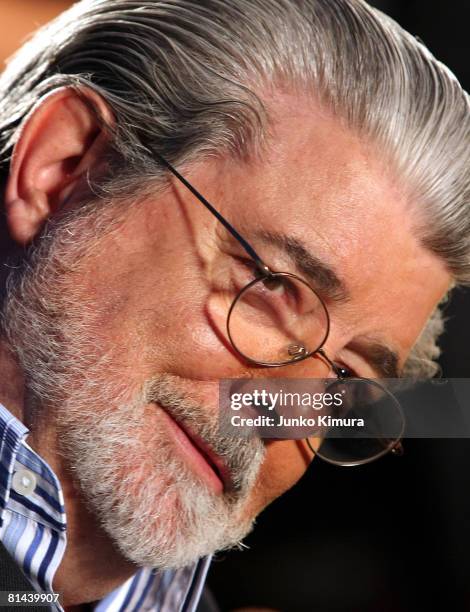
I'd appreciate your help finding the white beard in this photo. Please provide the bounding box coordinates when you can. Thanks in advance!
[58,372,264,568]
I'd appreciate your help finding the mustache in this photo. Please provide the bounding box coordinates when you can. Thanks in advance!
[145,373,265,497]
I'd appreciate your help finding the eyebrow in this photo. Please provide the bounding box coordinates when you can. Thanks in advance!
[347,338,401,378]
[253,230,400,378]
[255,230,349,302]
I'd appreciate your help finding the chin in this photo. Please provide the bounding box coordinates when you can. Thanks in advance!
[72,438,257,569]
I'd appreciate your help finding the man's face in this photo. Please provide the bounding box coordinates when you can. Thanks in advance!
[4,94,451,568]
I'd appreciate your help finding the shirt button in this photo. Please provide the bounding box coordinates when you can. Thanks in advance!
[12,469,37,496]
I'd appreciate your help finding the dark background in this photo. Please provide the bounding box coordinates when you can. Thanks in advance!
[207,2,470,611]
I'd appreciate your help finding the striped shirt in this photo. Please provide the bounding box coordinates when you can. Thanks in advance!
[0,402,210,611]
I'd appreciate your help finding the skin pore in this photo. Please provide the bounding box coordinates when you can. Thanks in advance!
[0,88,451,607]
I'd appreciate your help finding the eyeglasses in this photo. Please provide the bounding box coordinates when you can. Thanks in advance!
[158,156,405,466]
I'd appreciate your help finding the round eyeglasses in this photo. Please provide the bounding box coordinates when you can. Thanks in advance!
[158,155,405,467]
[227,271,330,366]
[226,269,404,466]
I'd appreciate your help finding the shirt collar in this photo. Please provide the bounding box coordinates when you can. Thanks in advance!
[0,402,66,532]
[0,402,29,523]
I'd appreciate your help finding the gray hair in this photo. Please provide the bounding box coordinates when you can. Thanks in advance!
[1,0,469,377]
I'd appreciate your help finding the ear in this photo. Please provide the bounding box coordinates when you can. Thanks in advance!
[4,87,114,245]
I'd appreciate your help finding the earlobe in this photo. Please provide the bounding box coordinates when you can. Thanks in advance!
[4,87,114,245]
[5,192,50,246]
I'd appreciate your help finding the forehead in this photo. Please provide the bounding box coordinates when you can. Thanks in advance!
[216,93,451,364]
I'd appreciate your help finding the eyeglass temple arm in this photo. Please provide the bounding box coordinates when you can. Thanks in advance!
[157,155,271,276]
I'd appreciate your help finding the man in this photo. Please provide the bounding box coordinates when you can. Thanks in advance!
[0,0,468,610]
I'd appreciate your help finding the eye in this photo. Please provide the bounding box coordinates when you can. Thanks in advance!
[333,362,356,378]
[229,256,307,317]
[261,274,299,299]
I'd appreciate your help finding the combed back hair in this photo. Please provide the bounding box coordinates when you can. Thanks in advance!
[0,0,469,377]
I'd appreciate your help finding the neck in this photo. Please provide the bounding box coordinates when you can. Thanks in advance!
[0,343,136,607]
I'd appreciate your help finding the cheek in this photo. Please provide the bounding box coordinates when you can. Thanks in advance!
[84,276,233,381]
[69,227,245,380]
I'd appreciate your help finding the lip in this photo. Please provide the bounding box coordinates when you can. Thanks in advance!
[155,402,232,494]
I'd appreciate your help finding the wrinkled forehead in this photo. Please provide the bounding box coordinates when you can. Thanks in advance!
[240,95,411,248]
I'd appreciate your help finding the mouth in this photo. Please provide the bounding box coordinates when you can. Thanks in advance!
[154,401,232,495]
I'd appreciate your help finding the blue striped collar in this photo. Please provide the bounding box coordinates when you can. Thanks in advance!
[0,402,29,522]
[0,403,67,534]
